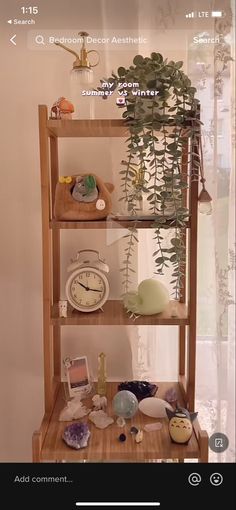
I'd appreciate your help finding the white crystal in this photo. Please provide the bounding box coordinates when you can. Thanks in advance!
[59,396,91,421]
[89,410,114,429]
[116,417,126,427]
[138,398,173,418]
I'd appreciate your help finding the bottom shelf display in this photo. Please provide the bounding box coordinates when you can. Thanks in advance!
[33,382,208,462]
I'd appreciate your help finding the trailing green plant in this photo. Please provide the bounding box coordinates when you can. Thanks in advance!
[98,53,201,299]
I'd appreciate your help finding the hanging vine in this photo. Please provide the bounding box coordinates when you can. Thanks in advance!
[98,53,200,299]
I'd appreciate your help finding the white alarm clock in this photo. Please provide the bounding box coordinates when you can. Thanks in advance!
[65,250,109,312]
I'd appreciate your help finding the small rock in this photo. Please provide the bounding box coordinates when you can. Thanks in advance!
[130,426,139,435]
[144,422,162,432]
[135,430,143,444]
[116,417,126,428]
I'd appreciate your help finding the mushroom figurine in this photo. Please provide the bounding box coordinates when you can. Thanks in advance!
[51,97,74,119]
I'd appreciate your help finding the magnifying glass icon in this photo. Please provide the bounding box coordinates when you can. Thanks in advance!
[35,35,45,45]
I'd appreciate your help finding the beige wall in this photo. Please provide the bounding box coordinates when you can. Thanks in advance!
[0,0,228,461]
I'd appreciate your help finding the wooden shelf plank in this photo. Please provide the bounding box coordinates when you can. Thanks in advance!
[47,118,192,139]
[40,382,200,461]
[50,219,190,230]
[47,119,129,138]
[51,300,189,326]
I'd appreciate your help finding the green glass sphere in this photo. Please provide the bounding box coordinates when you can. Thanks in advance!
[112,390,138,419]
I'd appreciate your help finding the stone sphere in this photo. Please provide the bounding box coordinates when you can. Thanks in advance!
[112,390,138,419]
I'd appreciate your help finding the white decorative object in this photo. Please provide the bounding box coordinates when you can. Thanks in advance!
[144,422,163,432]
[59,300,68,318]
[116,417,126,428]
[138,398,173,418]
[135,430,143,443]
[92,394,107,411]
[96,199,106,210]
[89,410,114,429]
[59,395,91,421]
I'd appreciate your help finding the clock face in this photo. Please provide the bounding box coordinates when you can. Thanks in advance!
[66,267,109,312]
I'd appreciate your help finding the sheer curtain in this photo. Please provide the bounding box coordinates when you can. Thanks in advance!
[187,5,235,462]
[126,0,235,462]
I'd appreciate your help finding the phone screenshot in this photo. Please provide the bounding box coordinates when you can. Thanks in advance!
[0,0,235,508]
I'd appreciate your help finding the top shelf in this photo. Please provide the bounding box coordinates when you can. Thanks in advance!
[47,119,129,138]
[45,117,192,139]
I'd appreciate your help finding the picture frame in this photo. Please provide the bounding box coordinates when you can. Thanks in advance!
[64,356,91,398]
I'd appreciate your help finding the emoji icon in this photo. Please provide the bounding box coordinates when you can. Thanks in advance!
[210,473,223,486]
[116,97,126,106]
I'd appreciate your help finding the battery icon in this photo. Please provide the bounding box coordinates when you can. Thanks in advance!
[211,11,222,17]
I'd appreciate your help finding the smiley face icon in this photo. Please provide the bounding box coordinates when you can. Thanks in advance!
[210,473,223,486]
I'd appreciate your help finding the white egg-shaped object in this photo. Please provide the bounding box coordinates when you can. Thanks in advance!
[138,397,173,418]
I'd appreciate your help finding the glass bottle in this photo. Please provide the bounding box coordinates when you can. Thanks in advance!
[55,31,100,119]
[97,352,107,396]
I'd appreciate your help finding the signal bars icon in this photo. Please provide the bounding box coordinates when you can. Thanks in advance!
[186,12,195,18]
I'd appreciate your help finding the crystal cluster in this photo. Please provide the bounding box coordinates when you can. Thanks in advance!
[118,381,158,401]
[89,410,114,429]
[165,387,178,404]
[63,422,90,450]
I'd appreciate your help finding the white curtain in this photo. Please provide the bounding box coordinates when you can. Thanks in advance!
[126,0,235,462]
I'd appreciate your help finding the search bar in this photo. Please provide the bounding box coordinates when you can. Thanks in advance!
[27,30,149,50]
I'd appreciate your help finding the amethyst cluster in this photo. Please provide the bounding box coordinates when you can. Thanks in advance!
[63,422,90,450]
[118,381,158,401]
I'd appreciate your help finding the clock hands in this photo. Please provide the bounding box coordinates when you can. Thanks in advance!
[78,282,89,291]
[78,282,102,293]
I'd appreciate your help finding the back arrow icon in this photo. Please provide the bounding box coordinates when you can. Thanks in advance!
[10,34,16,45]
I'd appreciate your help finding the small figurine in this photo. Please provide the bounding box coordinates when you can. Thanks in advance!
[166,407,198,445]
[92,394,107,411]
[97,352,107,396]
[72,175,98,203]
[50,97,74,119]
[59,300,68,318]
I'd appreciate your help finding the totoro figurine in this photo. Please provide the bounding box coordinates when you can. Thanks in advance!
[72,175,98,203]
[166,407,198,445]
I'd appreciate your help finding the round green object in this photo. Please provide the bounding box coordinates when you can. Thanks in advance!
[112,390,138,419]
[123,278,169,315]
